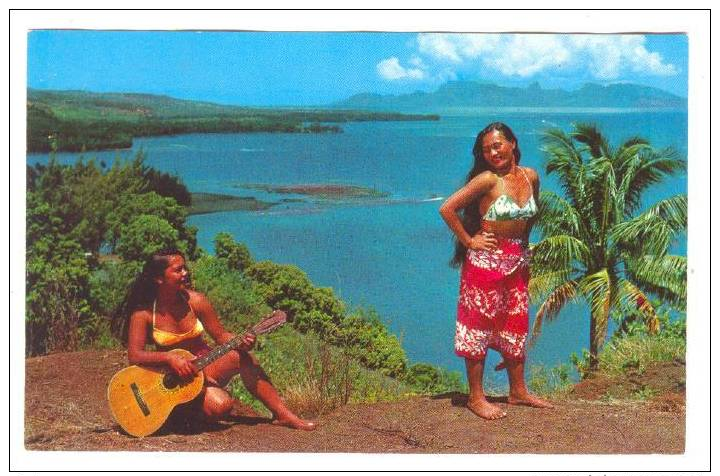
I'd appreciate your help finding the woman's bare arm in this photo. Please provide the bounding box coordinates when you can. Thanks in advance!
[189,291,255,351]
[188,291,235,345]
[127,311,177,366]
[439,172,496,247]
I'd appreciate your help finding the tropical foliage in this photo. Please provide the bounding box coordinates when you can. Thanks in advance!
[530,123,687,368]
[25,151,461,399]
[26,153,198,355]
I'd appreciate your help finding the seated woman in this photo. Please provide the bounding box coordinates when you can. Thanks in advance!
[116,248,315,430]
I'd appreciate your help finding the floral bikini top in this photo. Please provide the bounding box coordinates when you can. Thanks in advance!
[152,299,204,347]
[483,168,537,221]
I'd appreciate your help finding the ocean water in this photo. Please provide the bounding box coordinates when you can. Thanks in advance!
[27,111,687,386]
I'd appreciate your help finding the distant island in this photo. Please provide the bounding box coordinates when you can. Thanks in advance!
[189,193,278,215]
[333,81,687,112]
[26,89,440,153]
[189,185,393,216]
[237,183,390,200]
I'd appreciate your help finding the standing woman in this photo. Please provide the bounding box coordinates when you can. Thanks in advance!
[439,122,553,420]
[115,248,316,430]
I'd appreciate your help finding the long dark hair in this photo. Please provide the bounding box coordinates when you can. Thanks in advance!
[450,122,521,267]
[112,248,187,343]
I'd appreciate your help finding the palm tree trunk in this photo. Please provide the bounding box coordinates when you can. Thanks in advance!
[589,314,599,370]
[588,313,610,371]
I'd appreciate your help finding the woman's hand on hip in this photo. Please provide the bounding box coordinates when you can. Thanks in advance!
[469,232,497,251]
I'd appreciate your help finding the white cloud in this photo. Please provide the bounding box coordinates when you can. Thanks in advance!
[488,35,571,77]
[569,35,676,79]
[413,33,676,80]
[376,57,425,80]
[409,55,426,68]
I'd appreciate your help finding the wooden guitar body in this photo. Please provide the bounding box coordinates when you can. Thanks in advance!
[107,348,204,437]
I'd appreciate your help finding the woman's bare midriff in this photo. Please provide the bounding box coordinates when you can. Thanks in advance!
[479,219,529,240]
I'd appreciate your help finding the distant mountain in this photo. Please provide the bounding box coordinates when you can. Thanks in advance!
[334,81,687,111]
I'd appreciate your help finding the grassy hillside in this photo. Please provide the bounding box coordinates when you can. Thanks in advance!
[27,89,439,152]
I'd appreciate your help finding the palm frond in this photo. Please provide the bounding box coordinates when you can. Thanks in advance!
[616,154,642,217]
[610,194,687,255]
[587,158,618,242]
[530,280,578,343]
[619,136,650,149]
[542,128,588,211]
[625,254,687,308]
[613,141,652,170]
[571,123,612,159]
[622,149,686,215]
[528,267,577,302]
[536,190,583,238]
[532,235,591,271]
[577,268,612,346]
[541,128,583,164]
[616,279,661,334]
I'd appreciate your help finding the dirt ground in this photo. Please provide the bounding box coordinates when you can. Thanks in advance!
[24,350,685,454]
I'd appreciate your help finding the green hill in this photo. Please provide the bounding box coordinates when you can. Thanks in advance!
[27,89,439,152]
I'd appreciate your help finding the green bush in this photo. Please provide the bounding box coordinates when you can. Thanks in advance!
[597,333,685,377]
[105,192,187,250]
[26,266,92,355]
[527,363,574,397]
[190,255,269,333]
[572,312,686,379]
[214,232,252,272]
[88,260,140,318]
[402,362,465,395]
[339,308,407,377]
[116,215,181,263]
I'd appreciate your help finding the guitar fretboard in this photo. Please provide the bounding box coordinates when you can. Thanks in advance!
[190,311,285,371]
[194,335,246,370]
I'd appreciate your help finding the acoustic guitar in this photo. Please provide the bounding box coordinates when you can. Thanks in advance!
[107,310,287,437]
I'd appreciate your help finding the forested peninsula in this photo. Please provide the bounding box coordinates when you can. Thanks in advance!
[26,89,440,153]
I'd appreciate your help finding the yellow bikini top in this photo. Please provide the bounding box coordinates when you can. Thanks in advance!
[152,299,204,347]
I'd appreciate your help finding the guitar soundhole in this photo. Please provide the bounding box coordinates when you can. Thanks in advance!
[163,373,180,389]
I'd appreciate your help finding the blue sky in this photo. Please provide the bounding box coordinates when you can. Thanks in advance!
[28,31,688,106]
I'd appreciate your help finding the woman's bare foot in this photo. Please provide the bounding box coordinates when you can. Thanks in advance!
[467,398,507,420]
[272,415,317,431]
[508,392,554,408]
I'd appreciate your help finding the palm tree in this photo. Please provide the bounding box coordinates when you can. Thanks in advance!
[530,123,687,369]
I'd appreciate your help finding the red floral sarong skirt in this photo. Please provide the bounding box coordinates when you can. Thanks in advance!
[454,237,530,362]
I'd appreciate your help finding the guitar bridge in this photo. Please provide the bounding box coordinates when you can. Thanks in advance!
[130,383,151,416]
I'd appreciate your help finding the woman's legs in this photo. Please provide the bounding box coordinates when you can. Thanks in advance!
[203,350,316,430]
[465,357,506,420]
[504,358,554,408]
[200,386,235,421]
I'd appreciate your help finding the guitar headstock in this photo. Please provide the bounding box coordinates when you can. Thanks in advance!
[250,310,287,336]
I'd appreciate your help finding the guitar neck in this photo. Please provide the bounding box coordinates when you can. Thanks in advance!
[191,311,285,371]
[193,334,248,371]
